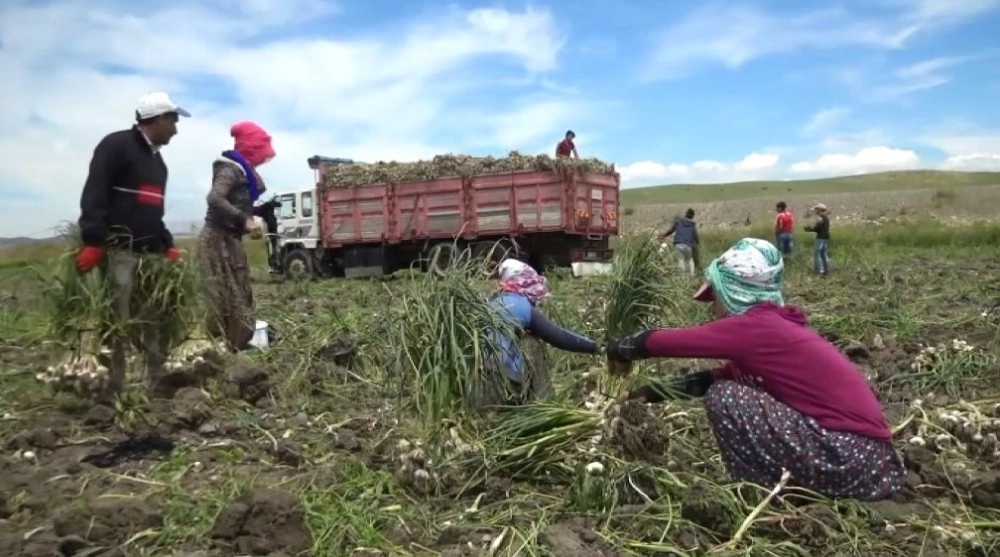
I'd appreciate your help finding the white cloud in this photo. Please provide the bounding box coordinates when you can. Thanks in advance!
[641,2,998,80]
[788,146,921,174]
[921,132,1000,170]
[801,107,851,137]
[619,153,781,186]
[618,146,946,187]
[0,0,586,237]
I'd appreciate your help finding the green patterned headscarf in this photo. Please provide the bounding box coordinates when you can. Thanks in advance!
[705,238,785,315]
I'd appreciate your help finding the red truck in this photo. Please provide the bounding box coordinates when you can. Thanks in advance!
[269,155,620,279]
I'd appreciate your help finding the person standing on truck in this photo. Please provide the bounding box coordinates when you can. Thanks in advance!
[804,203,831,276]
[198,121,275,352]
[252,195,282,272]
[658,208,700,275]
[555,130,578,159]
[480,259,600,407]
[74,91,190,402]
[774,201,795,255]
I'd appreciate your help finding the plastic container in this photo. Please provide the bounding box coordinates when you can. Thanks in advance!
[249,320,269,349]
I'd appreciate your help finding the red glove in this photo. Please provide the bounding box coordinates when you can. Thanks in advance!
[75,246,104,274]
[165,247,182,262]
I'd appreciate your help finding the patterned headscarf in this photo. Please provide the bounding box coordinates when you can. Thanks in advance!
[498,259,550,305]
[705,238,785,315]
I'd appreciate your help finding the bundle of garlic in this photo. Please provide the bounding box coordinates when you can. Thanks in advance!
[910,338,977,372]
[600,400,670,461]
[906,401,1000,459]
[36,348,112,397]
[395,439,439,494]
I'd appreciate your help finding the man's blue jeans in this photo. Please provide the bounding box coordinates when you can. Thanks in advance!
[776,232,794,254]
[813,239,830,274]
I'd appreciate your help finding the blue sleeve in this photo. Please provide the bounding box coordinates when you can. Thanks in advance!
[528,307,598,354]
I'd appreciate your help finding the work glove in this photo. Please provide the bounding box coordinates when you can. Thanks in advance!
[165,247,182,262]
[75,246,104,274]
[606,329,655,363]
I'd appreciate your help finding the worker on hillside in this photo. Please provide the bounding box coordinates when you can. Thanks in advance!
[198,121,274,352]
[75,92,191,402]
[252,195,282,272]
[774,201,795,255]
[658,208,700,275]
[481,258,599,407]
[555,130,579,159]
[605,238,904,501]
[804,203,831,276]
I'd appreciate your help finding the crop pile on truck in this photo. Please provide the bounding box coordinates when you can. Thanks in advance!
[273,152,621,280]
[320,151,616,188]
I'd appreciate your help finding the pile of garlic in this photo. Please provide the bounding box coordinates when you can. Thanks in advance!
[164,339,227,373]
[36,348,112,396]
[907,400,1000,459]
[440,424,476,457]
[910,339,976,372]
[395,439,439,494]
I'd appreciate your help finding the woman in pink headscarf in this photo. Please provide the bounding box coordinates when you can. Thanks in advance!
[198,121,275,351]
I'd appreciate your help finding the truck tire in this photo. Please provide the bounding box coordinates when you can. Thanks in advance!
[283,249,315,281]
[428,243,455,278]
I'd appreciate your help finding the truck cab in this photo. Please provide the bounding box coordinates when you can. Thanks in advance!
[267,156,355,278]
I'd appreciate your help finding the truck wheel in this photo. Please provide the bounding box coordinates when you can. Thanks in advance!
[428,244,455,278]
[283,249,315,281]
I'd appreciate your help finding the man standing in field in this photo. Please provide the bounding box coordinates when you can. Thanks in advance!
[75,92,190,402]
[805,203,831,276]
[774,201,795,255]
[253,195,282,272]
[555,130,578,159]
[658,208,700,275]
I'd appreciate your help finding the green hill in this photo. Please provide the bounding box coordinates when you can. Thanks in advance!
[619,170,1000,206]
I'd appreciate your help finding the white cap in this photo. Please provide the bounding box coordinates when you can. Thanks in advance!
[498,258,531,281]
[136,92,191,120]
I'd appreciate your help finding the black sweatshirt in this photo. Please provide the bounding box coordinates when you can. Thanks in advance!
[806,214,830,240]
[78,126,174,253]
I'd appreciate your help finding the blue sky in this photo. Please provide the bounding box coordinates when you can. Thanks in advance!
[0,0,998,237]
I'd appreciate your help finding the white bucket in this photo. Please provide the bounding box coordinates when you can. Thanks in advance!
[249,320,269,349]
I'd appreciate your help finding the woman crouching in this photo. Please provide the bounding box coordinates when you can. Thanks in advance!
[480,258,599,407]
[606,238,905,501]
[198,121,274,351]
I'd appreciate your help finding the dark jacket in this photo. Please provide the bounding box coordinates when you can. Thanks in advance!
[663,217,699,247]
[204,155,255,235]
[252,198,280,234]
[806,214,830,240]
[78,127,174,253]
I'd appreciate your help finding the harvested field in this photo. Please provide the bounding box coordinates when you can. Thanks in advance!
[1,221,999,556]
[624,185,1000,233]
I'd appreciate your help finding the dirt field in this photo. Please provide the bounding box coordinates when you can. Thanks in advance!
[0,225,999,556]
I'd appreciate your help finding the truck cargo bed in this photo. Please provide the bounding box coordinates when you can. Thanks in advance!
[319,170,619,247]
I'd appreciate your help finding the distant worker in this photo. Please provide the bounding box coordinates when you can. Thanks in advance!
[658,208,700,275]
[75,91,190,402]
[555,130,578,159]
[252,195,282,272]
[774,201,795,255]
[805,203,831,276]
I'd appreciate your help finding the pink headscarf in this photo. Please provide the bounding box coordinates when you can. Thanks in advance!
[498,259,550,305]
[231,121,275,167]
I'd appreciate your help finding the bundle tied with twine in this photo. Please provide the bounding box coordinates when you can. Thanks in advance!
[321,151,617,188]
[35,225,204,393]
[603,234,677,378]
[391,243,524,428]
